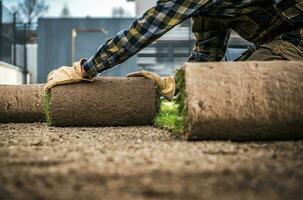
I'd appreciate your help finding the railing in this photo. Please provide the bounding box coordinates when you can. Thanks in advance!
[0,1,37,84]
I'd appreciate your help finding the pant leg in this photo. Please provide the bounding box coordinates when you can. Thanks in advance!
[189,16,231,62]
[246,47,286,61]
[245,39,303,61]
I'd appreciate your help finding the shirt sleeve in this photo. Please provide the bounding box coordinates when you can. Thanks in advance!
[188,16,231,62]
[83,0,213,77]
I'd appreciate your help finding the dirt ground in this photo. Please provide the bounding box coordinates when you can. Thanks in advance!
[0,123,302,200]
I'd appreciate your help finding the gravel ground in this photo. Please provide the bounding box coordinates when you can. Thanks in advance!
[0,123,303,200]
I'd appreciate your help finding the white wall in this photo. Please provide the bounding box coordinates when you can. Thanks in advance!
[135,0,157,16]
[0,61,29,85]
[14,44,38,83]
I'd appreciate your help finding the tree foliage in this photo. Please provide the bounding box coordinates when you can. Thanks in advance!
[17,0,49,23]
[61,3,71,18]
[112,6,131,18]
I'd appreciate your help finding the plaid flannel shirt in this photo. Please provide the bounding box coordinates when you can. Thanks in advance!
[83,0,303,77]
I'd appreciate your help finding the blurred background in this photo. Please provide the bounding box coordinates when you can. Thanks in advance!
[0,0,252,85]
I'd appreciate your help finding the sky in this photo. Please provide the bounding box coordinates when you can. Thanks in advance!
[3,0,135,18]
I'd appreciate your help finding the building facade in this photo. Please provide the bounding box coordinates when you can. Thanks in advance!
[37,18,138,83]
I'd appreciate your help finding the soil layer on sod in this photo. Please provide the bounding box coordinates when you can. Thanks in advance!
[0,85,44,123]
[47,77,159,127]
[156,61,303,141]
[0,123,303,200]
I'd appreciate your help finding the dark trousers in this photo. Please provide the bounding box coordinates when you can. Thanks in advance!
[238,39,303,61]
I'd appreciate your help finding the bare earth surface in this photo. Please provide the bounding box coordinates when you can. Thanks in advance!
[0,123,302,200]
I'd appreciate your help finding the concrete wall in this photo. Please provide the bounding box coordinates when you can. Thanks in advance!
[38,18,138,83]
[0,61,29,85]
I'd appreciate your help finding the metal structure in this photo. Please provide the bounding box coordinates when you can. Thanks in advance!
[71,28,108,64]
[0,0,2,60]
[37,18,138,83]
[22,23,28,84]
[0,2,33,84]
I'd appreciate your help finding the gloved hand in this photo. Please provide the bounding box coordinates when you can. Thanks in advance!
[44,59,94,92]
[127,70,176,101]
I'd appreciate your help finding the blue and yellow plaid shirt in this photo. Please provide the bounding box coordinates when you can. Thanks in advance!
[83,0,303,77]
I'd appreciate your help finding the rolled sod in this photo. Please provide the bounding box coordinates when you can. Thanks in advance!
[0,84,45,123]
[166,61,303,140]
[46,77,159,127]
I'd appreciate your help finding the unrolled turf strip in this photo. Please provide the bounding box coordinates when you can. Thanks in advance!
[0,84,44,123]
[180,61,303,141]
[47,77,159,127]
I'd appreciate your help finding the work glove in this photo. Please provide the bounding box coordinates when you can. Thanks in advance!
[127,70,176,101]
[44,59,94,92]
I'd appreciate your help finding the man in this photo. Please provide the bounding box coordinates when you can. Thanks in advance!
[45,0,303,100]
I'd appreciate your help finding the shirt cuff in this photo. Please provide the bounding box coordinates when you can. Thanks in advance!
[82,57,99,78]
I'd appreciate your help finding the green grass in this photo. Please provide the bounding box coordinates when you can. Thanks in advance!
[154,68,187,134]
[43,92,52,125]
[154,100,185,133]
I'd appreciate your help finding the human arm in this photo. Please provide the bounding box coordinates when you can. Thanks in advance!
[45,0,213,91]
[83,0,213,77]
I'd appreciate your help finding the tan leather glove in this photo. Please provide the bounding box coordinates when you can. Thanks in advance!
[127,70,176,101]
[44,59,94,91]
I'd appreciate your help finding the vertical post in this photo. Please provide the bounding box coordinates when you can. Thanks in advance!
[71,29,77,64]
[13,12,16,65]
[188,19,192,55]
[23,23,27,84]
[0,0,3,60]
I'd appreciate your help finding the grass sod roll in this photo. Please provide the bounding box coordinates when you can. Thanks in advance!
[0,84,45,123]
[45,77,160,127]
[155,61,303,141]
